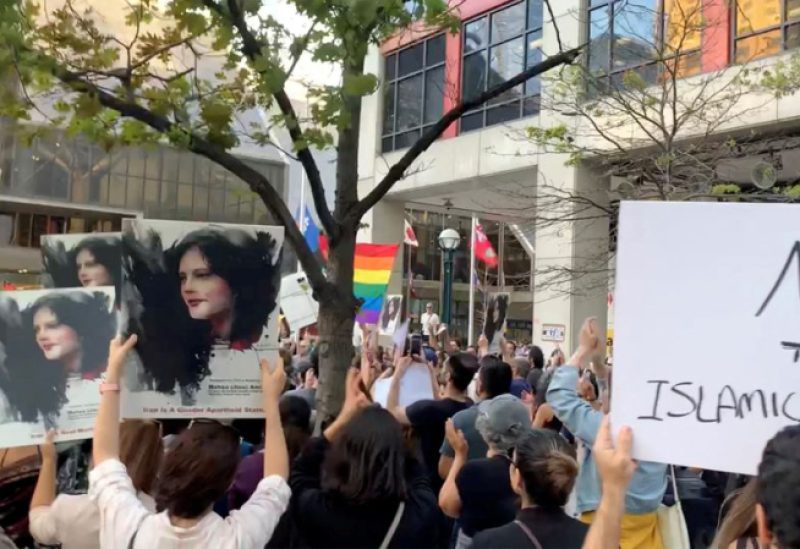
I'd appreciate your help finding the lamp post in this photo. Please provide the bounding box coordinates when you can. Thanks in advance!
[438,228,461,326]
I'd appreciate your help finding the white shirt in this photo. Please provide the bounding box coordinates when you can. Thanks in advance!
[89,459,290,549]
[30,491,156,549]
[420,312,440,336]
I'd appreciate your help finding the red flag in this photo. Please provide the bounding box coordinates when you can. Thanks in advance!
[404,220,418,247]
[2,282,16,291]
[319,234,329,261]
[474,223,498,268]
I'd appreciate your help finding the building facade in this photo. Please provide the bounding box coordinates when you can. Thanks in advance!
[0,120,288,287]
[357,0,800,351]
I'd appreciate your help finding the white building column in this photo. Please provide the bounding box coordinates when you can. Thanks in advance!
[532,156,609,356]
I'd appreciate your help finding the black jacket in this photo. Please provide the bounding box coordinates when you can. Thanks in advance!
[471,507,588,549]
[288,437,439,549]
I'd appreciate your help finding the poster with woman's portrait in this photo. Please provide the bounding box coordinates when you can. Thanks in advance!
[41,233,122,296]
[0,287,116,447]
[121,219,284,419]
[483,293,510,354]
[379,295,403,336]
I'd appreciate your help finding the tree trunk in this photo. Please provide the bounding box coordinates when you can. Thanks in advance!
[314,227,357,425]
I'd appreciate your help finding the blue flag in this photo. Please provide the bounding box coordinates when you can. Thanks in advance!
[299,206,320,253]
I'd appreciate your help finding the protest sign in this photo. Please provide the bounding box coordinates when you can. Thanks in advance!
[612,201,800,475]
[121,219,284,418]
[0,287,116,447]
[280,273,318,330]
[41,233,122,298]
[483,293,510,354]
[379,295,403,336]
[372,363,434,408]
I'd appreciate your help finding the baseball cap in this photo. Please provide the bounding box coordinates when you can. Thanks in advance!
[477,394,531,439]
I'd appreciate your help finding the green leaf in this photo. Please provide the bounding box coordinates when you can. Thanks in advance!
[342,73,378,96]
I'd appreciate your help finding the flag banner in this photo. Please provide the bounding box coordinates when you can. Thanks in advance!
[300,207,320,254]
[474,224,498,268]
[0,287,116,447]
[354,243,399,325]
[404,220,419,247]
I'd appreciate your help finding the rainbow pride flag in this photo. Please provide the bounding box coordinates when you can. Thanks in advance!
[354,243,399,325]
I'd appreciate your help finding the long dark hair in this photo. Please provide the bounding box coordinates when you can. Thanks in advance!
[322,407,409,504]
[42,236,122,303]
[0,291,115,424]
[484,294,508,340]
[380,297,401,330]
[123,226,280,396]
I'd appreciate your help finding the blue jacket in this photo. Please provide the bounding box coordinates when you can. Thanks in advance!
[547,365,667,515]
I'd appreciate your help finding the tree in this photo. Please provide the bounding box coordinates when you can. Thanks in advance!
[518,0,800,298]
[0,0,581,420]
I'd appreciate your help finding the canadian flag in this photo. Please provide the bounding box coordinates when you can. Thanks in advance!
[474,223,498,268]
[404,219,418,247]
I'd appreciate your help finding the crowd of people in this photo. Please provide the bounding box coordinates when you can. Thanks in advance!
[0,314,797,548]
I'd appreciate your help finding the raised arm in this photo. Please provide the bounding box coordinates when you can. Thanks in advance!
[93,335,137,465]
[30,430,56,510]
[438,419,467,518]
[546,319,603,445]
[261,357,288,480]
[582,416,635,549]
[387,356,412,425]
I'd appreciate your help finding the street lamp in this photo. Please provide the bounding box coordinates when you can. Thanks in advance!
[438,228,461,326]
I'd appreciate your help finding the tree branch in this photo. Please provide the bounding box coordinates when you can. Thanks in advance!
[50,60,330,295]
[351,45,584,222]
[209,0,339,240]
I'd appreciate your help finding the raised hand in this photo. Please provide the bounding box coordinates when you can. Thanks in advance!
[260,356,286,403]
[445,418,468,457]
[593,415,636,493]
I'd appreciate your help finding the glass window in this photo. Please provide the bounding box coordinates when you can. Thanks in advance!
[193,185,209,219]
[382,34,447,152]
[0,213,13,246]
[126,177,143,209]
[177,184,193,217]
[735,0,800,61]
[491,2,525,43]
[460,0,543,131]
[588,0,699,89]
[109,174,126,207]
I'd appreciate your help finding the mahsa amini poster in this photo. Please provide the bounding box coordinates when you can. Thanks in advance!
[0,287,116,447]
[121,219,284,418]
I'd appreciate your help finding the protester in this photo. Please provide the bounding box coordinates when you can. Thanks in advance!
[471,428,588,549]
[439,355,512,478]
[283,358,317,410]
[421,302,440,337]
[29,420,162,548]
[388,352,478,493]
[713,479,758,548]
[547,319,667,548]
[509,358,532,400]
[754,424,800,548]
[439,395,532,548]
[526,345,545,391]
[289,368,438,548]
[89,335,290,548]
[228,395,312,511]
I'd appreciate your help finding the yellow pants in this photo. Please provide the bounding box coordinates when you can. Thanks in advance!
[581,510,664,549]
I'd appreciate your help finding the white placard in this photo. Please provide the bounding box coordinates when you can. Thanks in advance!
[612,201,800,475]
[0,287,116,447]
[121,219,284,419]
[371,363,434,408]
[280,273,318,330]
[379,295,403,336]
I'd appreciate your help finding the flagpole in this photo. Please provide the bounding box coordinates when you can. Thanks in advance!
[405,242,412,320]
[468,214,477,345]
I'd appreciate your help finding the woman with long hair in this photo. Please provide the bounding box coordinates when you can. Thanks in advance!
[0,291,115,426]
[89,335,289,548]
[42,236,121,289]
[471,428,588,548]
[290,368,439,548]
[712,479,759,549]
[29,420,163,549]
[483,295,508,349]
[123,226,280,397]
